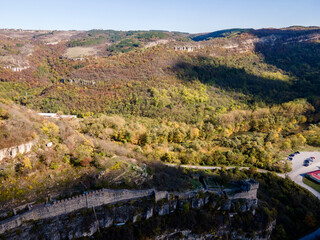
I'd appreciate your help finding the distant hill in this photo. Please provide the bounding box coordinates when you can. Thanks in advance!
[0,26,320,117]
[192,28,253,41]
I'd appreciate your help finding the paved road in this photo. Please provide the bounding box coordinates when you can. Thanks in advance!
[165,151,320,199]
[164,164,268,173]
[165,164,246,170]
[287,151,320,199]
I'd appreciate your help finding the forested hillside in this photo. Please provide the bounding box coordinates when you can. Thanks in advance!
[0,27,320,239]
[0,28,320,180]
[0,28,320,172]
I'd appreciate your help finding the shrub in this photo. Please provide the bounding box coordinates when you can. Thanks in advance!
[80,157,93,167]
[72,143,94,166]
[0,108,9,120]
[50,162,60,170]
[182,202,190,212]
[42,121,60,139]
[92,153,107,170]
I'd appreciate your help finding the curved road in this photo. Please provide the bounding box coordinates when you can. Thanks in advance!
[165,151,320,199]
[164,163,269,172]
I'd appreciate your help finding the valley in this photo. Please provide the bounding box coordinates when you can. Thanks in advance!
[0,27,320,239]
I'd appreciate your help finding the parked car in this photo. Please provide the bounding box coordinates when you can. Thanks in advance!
[294,151,300,154]
[304,162,309,167]
[310,156,315,159]
[288,157,293,161]
[308,158,314,162]
[289,154,295,157]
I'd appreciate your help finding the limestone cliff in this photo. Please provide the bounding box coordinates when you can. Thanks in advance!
[0,180,260,238]
[0,141,35,162]
[0,189,267,240]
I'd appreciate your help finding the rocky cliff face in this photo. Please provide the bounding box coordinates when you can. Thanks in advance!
[0,189,156,234]
[174,31,320,55]
[0,180,261,237]
[155,225,276,240]
[60,78,96,86]
[0,193,198,239]
[0,188,265,240]
[0,141,35,162]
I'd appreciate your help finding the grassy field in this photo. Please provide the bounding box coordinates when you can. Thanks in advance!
[63,46,98,58]
[303,177,320,193]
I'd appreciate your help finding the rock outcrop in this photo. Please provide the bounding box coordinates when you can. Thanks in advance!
[60,78,96,86]
[0,189,156,234]
[0,179,260,238]
[0,141,34,162]
[174,45,202,52]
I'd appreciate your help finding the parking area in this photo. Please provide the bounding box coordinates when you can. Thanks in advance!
[289,152,320,173]
[287,151,320,198]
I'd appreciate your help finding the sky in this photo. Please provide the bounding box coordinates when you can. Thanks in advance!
[0,0,319,33]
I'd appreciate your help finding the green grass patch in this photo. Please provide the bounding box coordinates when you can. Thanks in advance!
[303,177,320,193]
[189,178,202,189]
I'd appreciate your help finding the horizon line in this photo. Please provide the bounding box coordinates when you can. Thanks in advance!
[0,25,319,35]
